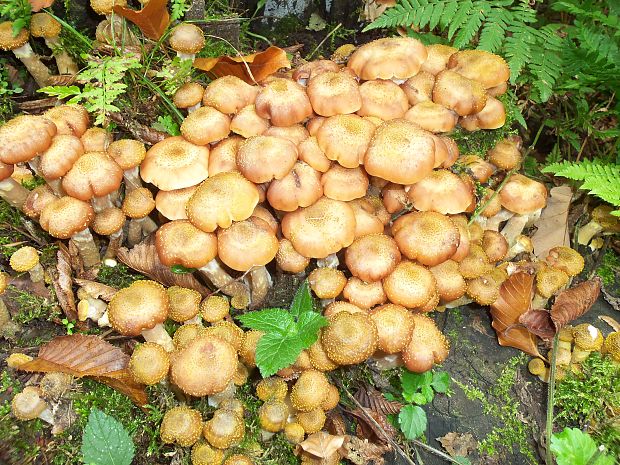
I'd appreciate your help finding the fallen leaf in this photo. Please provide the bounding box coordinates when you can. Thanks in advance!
[490,272,543,357]
[437,432,477,458]
[345,408,397,444]
[306,12,327,31]
[531,186,572,258]
[29,0,54,11]
[550,277,601,329]
[114,0,170,40]
[300,432,346,459]
[599,315,620,332]
[325,411,348,436]
[194,46,290,84]
[518,309,556,339]
[361,0,395,22]
[341,436,390,465]
[74,279,118,301]
[470,314,492,337]
[117,235,210,296]
[354,385,403,415]
[52,244,77,321]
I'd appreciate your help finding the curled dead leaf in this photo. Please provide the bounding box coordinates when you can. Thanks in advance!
[52,244,77,321]
[114,0,170,40]
[550,277,601,328]
[354,385,403,415]
[437,432,477,458]
[74,278,118,301]
[345,408,397,444]
[599,315,620,332]
[531,186,572,258]
[341,436,390,465]
[518,309,556,340]
[300,431,346,459]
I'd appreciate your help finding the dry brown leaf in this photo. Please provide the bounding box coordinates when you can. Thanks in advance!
[194,46,290,84]
[599,315,620,332]
[550,277,601,328]
[114,0,170,40]
[107,112,167,145]
[29,0,54,11]
[470,314,492,337]
[341,436,390,465]
[325,411,348,436]
[74,279,118,301]
[300,432,346,459]
[437,432,477,458]
[117,235,210,296]
[52,244,77,321]
[354,385,403,415]
[361,0,395,22]
[531,186,572,258]
[490,272,543,358]
[519,309,556,339]
[345,408,397,444]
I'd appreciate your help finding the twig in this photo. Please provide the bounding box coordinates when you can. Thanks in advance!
[308,23,342,60]
[545,333,560,465]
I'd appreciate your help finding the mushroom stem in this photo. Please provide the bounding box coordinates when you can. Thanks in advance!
[91,194,115,213]
[477,208,514,231]
[445,295,474,308]
[187,102,201,114]
[208,381,236,408]
[531,293,548,309]
[177,52,196,61]
[576,220,603,246]
[0,177,30,209]
[316,253,339,269]
[141,323,174,352]
[71,228,101,269]
[127,217,158,247]
[249,266,272,309]
[12,42,51,87]
[97,310,110,327]
[501,210,540,247]
[198,259,251,300]
[123,167,142,192]
[28,264,45,283]
[504,235,533,261]
[77,297,107,322]
[104,228,124,262]
[43,37,78,75]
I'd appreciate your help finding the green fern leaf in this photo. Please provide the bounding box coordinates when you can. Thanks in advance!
[453,2,490,48]
[363,0,418,31]
[477,7,510,52]
[439,0,459,29]
[447,0,473,40]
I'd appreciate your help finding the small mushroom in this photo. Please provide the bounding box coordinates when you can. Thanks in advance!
[200,295,229,324]
[160,406,203,447]
[256,377,288,402]
[307,70,362,116]
[168,23,205,61]
[258,399,289,433]
[571,324,603,363]
[357,80,409,120]
[499,174,548,246]
[30,13,78,75]
[174,82,205,114]
[255,78,313,127]
[602,332,620,362]
[0,161,30,209]
[401,314,449,373]
[121,187,157,246]
[107,139,147,193]
[291,370,330,412]
[0,21,51,86]
[10,246,44,283]
[487,136,522,170]
[11,386,54,424]
[284,422,306,444]
[528,358,549,382]
[203,409,245,449]
[577,205,620,246]
[191,441,224,465]
[321,311,378,366]
[128,342,170,385]
[91,206,126,263]
[369,304,414,354]
[39,372,73,400]
[181,106,231,146]
[202,76,259,115]
[342,278,387,309]
[545,246,584,277]
[297,408,327,434]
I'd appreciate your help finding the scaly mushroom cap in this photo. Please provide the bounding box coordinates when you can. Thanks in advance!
[404,101,458,133]
[39,196,94,239]
[383,261,438,310]
[230,105,270,138]
[347,37,427,80]
[545,246,584,277]
[401,314,449,373]
[224,455,254,465]
[293,59,340,83]
[81,127,111,153]
[44,105,89,137]
[256,377,288,401]
[108,280,169,337]
[62,151,123,200]
[276,238,310,273]
[364,119,436,185]
[459,96,506,130]
[281,197,356,259]
[345,233,401,282]
[0,22,29,51]
[343,278,387,309]
[357,80,409,120]
[499,174,547,215]
[369,304,414,354]
[603,332,620,362]
[297,408,326,434]
[267,161,323,212]
[401,71,435,105]
[167,286,201,322]
[217,216,278,271]
[482,230,509,263]
[321,165,368,201]
[39,135,84,180]
[205,322,246,353]
[421,44,457,75]
[11,386,48,420]
[122,187,155,219]
[572,324,603,351]
[479,188,502,218]
[307,70,362,116]
[461,154,495,183]
[323,301,365,318]
[322,311,378,365]
[39,372,73,400]
[349,196,390,238]
[392,211,460,266]
[408,170,474,214]
[129,342,170,385]
[107,139,146,171]
[308,335,339,372]
[298,136,332,172]
[0,115,57,164]
[202,76,259,115]
[316,114,375,168]
[459,244,493,279]
[239,330,263,367]
[154,186,196,221]
[236,135,298,183]
[208,136,242,176]
[433,70,487,116]
[174,82,205,109]
[447,49,510,89]
[171,334,238,396]
[535,265,569,298]
[429,260,467,303]
[321,383,340,410]
[255,78,313,127]
[466,268,507,305]
[169,23,205,54]
[187,171,259,232]
[160,406,203,447]
[466,220,484,246]
[173,324,206,350]
[181,106,231,145]
[200,295,230,323]
[10,246,39,273]
[308,267,347,299]
[290,370,330,412]
[203,409,245,449]
[0,272,8,294]
[30,13,61,38]
[141,136,209,191]
[259,399,289,432]
[155,220,217,269]
[487,136,522,170]
[191,441,224,465]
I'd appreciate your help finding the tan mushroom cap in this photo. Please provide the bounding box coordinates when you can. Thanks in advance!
[259,399,289,432]
[155,186,196,221]
[38,134,84,180]
[323,301,365,318]
[264,124,309,145]
[429,259,466,303]
[267,161,323,212]
[315,114,375,168]
[407,170,474,214]
[108,280,168,337]
[298,136,332,173]
[103,140,145,172]
[402,314,449,373]
[357,79,409,120]
[459,244,492,279]
[30,13,61,38]
[545,246,584,277]
[10,246,39,272]
[383,261,437,309]
[44,105,89,137]
[39,196,94,239]
[381,182,408,214]
[307,70,362,116]
[141,136,209,191]
[433,70,488,116]
[90,0,127,15]
[170,334,238,396]
[255,78,313,127]
[181,106,231,145]
[216,217,278,271]
[322,311,378,365]
[236,135,298,183]
[169,23,205,54]
[0,160,12,182]
[202,76,260,115]
[208,136,242,175]
[466,268,507,305]
[306,116,325,135]
[155,220,217,269]
[321,165,368,201]
[345,233,401,283]
[281,197,356,259]
[81,127,112,152]
[392,211,460,266]
[129,342,170,385]
[369,304,414,354]
[174,82,205,109]
[421,44,458,75]
[347,37,427,80]
[276,238,310,273]
[203,409,245,449]
[461,154,495,183]
[205,321,245,350]
[308,267,347,299]
[92,207,125,235]
[250,205,278,234]
[62,151,123,200]
[167,286,201,322]
[122,187,155,219]
[460,96,506,131]
[290,370,329,412]
[297,408,327,434]
[230,105,270,138]
[160,406,203,447]
[499,174,547,214]
[535,265,569,298]
[342,278,387,309]
[186,171,259,232]
[404,101,457,133]
[200,295,229,323]
[447,49,510,89]
[482,230,509,262]
[293,59,341,83]
[349,196,390,238]
[364,119,436,185]
[0,115,57,164]
[0,21,29,50]
[11,386,48,421]
[401,71,435,105]
[487,135,522,170]
[23,185,57,219]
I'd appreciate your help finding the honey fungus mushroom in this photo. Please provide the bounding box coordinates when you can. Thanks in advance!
[160,406,203,447]
[129,342,170,385]
[203,409,245,449]
[11,386,54,425]
[321,311,378,366]
[255,78,313,126]
[347,37,427,81]
[402,314,449,373]
[0,21,51,87]
[10,246,44,283]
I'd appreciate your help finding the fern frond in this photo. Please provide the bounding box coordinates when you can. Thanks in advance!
[478,7,511,53]
[362,0,419,31]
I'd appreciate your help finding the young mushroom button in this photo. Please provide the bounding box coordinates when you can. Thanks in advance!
[168,23,205,61]
[30,13,78,75]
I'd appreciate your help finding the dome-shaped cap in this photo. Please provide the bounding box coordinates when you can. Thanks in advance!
[160,406,203,447]
[208,136,243,175]
[429,259,466,303]
[62,151,123,200]
[30,13,61,38]
[122,187,155,219]
[38,135,84,180]
[404,101,458,133]
[181,106,231,146]
[169,23,205,54]
[307,70,362,116]
[267,161,323,212]
[39,196,94,239]
[236,135,297,184]
[0,22,29,51]
[369,303,414,354]
[80,127,111,155]
[23,185,57,219]
[499,174,547,214]
[108,280,169,337]
[342,278,387,309]
[91,207,125,235]
[407,170,474,214]
[402,314,449,372]
[383,261,437,309]
[90,0,127,15]
[276,238,310,273]
[347,37,427,80]
[155,220,217,269]
[345,233,401,282]
[357,79,409,120]
[255,78,313,127]
[174,82,204,109]
[43,105,89,137]
[420,44,457,75]
[321,165,368,202]
[202,75,259,115]
[107,139,146,170]
[321,311,378,365]
[316,114,375,168]
[217,217,278,271]
[10,246,39,272]
[129,342,170,385]
[401,71,435,105]
[230,104,270,138]
[155,186,197,220]
[459,96,506,130]
[0,115,57,164]
[447,49,510,89]
[433,70,487,116]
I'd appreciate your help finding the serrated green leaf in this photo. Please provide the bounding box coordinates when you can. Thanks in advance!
[290,280,314,317]
[237,308,294,334]
[410,392,428,405]
[551,428,615,465]
[255,332,305,377]
[401,370,432,399]
[295,311,328,347]
[398,405,427,440]
[431,371,451,393]
[82,409,134,465]
[421,385,434,404]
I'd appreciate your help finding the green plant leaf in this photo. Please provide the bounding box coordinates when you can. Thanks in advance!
[421,385,435,404]
[289,279,314,317]
[551,428,615,465]
[81,408,134,465]
[254,332,305,378]
[401,370,432,401]
[237,308,294,334]
[431,371,451,393]
[295,311,328,347]
[398,405,427,440]
[454,457,472,465]
[411,392,428,405]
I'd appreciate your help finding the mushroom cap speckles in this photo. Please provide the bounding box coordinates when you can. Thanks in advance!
[39,196,94,239]
[255,78,313,127]
[11,386,48,420]
[168,23,205,54]
[62,151,123,200]
[217,217,279,271]
[383,261,438,309]
[347,37,427,81]
[202,76,259,115]
[0,22,29,51]
[203,409,245,449]
[307,70,362,117]
[401,313,449,373]
[43,105,89,137]
[174,82,205,109]
[290,370,330,412]
[0,115,57,164]
[236,135,298,184]
[369,304,414,354]
[10,246,40,272]
[30,13,61,38]
[499,174,547,215]
[39,134,84,180]
[91,207,125,235]
[167,286,201,323]
[122,187,155,219]
[447,49,510,89]
[345,233,401,283]
[315,114,375,169]
[107,280,169,337]
[107,139,146,170]
[321,311,378,366]
[160,406,203,447]
[128,342,170,385]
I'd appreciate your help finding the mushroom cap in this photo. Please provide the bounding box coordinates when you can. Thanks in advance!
[572,324,603,351]
[264,124,309,145]
[239,330,263,367]
[401,71,435,105]
[155,186,197,220]
[91,207,125,235]
[155,220,217,269]
[420,44,457,75]
[259,399,290,433]
[0,21,29,50]
[459,244,493,279]
[408,170,474,214]
[169,23,205,54]
[306,116,326,135]
[298,136,332,173]
[528,358,547,376]
[461,154,495,183]
[401,314,449,373]
[62,151,124,200]
[202,76,259,115]
[603,332,620,362]
[316,114,375,168]
[129,342,170,385]
[321,165,368,201]
[392,211,460,266]
[0,115,57,164]
[307,336,339,372]
[255,78,313,127]
[30,13,61,38]
[43,105,89,137]
[499,174,547,215]
[173,323,206,350]
[323,301,365,318]
[545,246,584,277]
[203,320,247,353]
[290,369,330,412]
[107,139,146,170]
[160,406,203,447]
[297,408,326,434]
[203,409,245,449]
[80,127,112,153]
[236,135,298,184]
[482,230,509,263]
[267,161,323,212]
[345,233,401,282]
[381,182,408,214]
[383,261,438,309]
[170,334,238,396]
[433,70,487,116]
[200,295,230,323]
[343,278,387,309]
[487,136,522,170]
[11,386,48,420]
[429,260,467,303]
[284,422,306,444]
[39,372,73,400]
[208,136,242,176]
[364,119,436,185]
[308,267,347,299]
[369,303,414,354]
[10,246,40,272]
[0,272,8,295]
[174,82,205,109]
[349,196,390,238]
[447,49,510,89]
[217,217,278,271]
[256,377,288,402]
[322,311,378,365]
[141,136,210,191]
[459,96,506,130]
[347,37,427,80]
[121,187,155,219]
[321,383,340,410]
[466,268,507,305]
[535,265,569,298]
[281,197,356,259]
[293,59,341,83]
[191,441,225,465]
[39,196,94,239]
[90,0,127,15]
[276,238,310,273]
[307,70,362,116]
[108,280,169,337]
[0,160,12,182]
[181,106,231,146]
[357,79,409,120]
[404,101,458,133]
[167,286,201,322]
[230,104,270,138]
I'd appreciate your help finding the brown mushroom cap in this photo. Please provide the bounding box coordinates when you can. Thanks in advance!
[216,217,278,271]
[535,265,569,298]
[208,136,242,176]
[167,286,201,322]
[297,408,327,434]
[499,174,547,215]
[404,101,458,133]
[401,71,435,105]
[200,295,230,323]
[62,151,123,200]
[421,44,457,75]
[256,377,288,402]
[447,50,510,89]
[0,115,57,164]
[357,80,409,120]
[345,233,401,282]
[343,278,387,309]
[267,161,323,212]
[108,280,168,337]
[281,197,356,259]
[293,59,341,83]
[11,386,49,421]
[545,246,584,277]
[10,246,39,272]
[349,196,390,238]
[255,78,313,127]
[81,127,112,152]
[160,406,203,447]
[458,244,493,279]
[181,106,231,146]
[0,21,29,51]
[23,185,58,219]
[203,409,245,449]
[459,96,506,130]
[191,441,225,465]
[315,114,375,168]
[466,268,507,305]
[461,154,496,183]
[239,330,263,368]
[308,268,347,299]
[347,37,427,80]
[43,105,89,137]
[369,304,414,354]
[433,70,488,116]
[107,139,147,171]
[129,342,170,385]
[170,334,238,396]
[174,82,205,109]
[236,135,298,184]
[173,324,206,350]
[383,261,438,309]
[155,220,217,269]
[230,104,270,139]
[186,171,259,232]
[39,196,94,239]
[259,399,289,433]
[298,136,332,173]
[408,170,474,214]
[91,207,125,235]
[401,314,449,373]
[487,136,522,170]
[290,370,330,412]
[38,134,83,180]
[202,76,259,115]
[321,165,369,201]
[276,238,310,273]
[322,311,378,365]
[429,259,467,303]
[169,23,205,54]
[155,186,197,220]
[122,187,155,219]
[307,70,362,116]
[482,230,509,263]
[323,301,365,318]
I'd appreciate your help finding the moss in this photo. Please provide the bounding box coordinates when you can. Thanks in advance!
[9,285,61,324]
[96,263,144,288]
[596,250,619,287]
